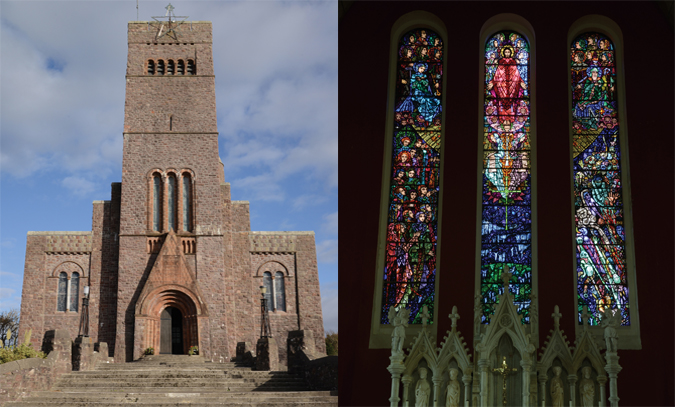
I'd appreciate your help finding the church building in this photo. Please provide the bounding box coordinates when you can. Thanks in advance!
[339,2,673,406]
[18,19,325,364]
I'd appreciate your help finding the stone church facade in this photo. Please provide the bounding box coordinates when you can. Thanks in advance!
[18,21,325,363]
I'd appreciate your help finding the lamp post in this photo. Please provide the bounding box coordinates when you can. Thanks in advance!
[259,285,272,339]
[78,286,90,337]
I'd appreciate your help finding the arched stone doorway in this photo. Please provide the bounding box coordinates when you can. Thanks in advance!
[134,286,206,359]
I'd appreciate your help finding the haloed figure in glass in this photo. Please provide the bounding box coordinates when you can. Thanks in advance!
[570,33,628,326]
[480,31,532,324]
[382,28,443,325]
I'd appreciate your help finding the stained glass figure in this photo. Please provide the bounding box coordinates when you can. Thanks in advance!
[381,28,443,325]
[570,33,628,326]
[480,31,532,324]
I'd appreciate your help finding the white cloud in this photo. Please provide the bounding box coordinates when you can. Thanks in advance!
[316,239,337,264]
[320,281,338,333]
[62,176,97,196]
[322,211,338,235]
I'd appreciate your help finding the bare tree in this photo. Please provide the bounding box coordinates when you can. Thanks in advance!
[0,309,20,348]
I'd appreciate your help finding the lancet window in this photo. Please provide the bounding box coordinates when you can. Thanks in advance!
[57,272,67,311]
[274,271,286,312]
[480,30,532,324]
[380,28,444,325]
[167,59,175,75]
[147,59,155,75]
[187,59,195,75]
[69,272,79,312]
[570,32,629,326]
[157,59,165,75]
[177,59,185,75]
[149,170,194,233]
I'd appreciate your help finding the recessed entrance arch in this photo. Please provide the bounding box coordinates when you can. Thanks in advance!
[135,285,207,359]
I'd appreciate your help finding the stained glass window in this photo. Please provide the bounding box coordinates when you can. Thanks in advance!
[70,272,79,312]
[182,174,191,232]
[262,271,273,309]
[480,31,532,324]
[274,272,286,312]
[153,174,162,231]
[570,33,628,326]
[168,174,176,231]
[381,28,443,325]
[57,272,67,311]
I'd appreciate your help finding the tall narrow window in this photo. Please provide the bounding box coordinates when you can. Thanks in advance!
[187,59,195,75]
[57,272,67,311]
[480,31,532,324]
[157,59,165,75]
[177,59,185,75]
[168,174,177,231]
[70,272,79,312]
[381,28,443,325]
[169,115,173,131]
[570,33,628,326]
[263,272,273,309]
[167,59,175,75]
[153,174,162,231]
[182,174,191,232]
[147,60,155,75]
[274,271,286,312]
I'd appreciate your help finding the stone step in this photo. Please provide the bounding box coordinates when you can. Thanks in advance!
[9,357,337,406]
[65,370,296,378]
[6,392,336,405]
[5,404,338,407]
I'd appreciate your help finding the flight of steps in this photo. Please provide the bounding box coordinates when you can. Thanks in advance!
[5,355,338,406]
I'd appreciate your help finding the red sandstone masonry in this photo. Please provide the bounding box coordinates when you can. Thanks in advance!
[19,21,326,366]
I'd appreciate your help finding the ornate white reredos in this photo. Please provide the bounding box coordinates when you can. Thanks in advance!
[387,295,623,406]
[476,270,535,363]
[571,306,606,376]
[538,305,574,376]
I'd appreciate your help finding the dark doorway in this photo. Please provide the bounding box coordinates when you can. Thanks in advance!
[160,307,184,354]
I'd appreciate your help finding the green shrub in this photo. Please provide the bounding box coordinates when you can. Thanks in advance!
[0,343,47,364]
[143,347,154,355]
[188,346,199,355]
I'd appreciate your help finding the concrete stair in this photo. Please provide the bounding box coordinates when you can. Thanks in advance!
[6,355,338,406]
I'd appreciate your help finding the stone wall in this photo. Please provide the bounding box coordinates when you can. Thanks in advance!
[0,330,99,406]
[287,330,337,391]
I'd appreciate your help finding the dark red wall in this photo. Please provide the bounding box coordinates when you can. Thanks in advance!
[339,2,674,406]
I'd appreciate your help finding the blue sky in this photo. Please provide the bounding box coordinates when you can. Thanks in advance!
[0,1,337,333]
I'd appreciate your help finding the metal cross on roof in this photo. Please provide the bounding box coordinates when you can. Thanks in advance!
[151,3,189,41]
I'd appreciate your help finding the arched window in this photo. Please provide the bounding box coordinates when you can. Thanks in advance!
[182,173,192,232]
[370,11,447,349]
[479,29,534,325]
[70,272,79,312]
[262,271,273,309]
[168,174,177,231]
[157,59,165,75]
[568,20,639,349]
[274,271,286,312]
[177,59,185,75]
[57,272,67,311]
[147,59,155,75]
[187,59,195,75]
[153,173,162,231]
[167,59,175,75]
[379,27,444,326]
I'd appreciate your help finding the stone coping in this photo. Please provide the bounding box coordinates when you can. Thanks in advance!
[231,200,250,204]
[250,231,314,235]
[27,231,92,236]
[128,21,212,24]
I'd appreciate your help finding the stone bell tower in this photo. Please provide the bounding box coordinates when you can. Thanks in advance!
[115,15,229,362]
